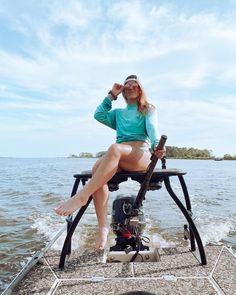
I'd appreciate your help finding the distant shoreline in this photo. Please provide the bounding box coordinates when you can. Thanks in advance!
[67,156,235,160]
[1,156,235,160]
[1,146,235,160]
[67,147,236,160]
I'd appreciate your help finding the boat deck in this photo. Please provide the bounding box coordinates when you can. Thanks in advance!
[9,244,236,295]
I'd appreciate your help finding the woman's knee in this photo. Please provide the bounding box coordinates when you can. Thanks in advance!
[107,143,121,158]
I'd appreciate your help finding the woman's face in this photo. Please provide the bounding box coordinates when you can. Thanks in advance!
[124,81,140,103]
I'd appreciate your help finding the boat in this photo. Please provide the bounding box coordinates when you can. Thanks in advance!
[214,157,223,161]
[2,237,235,294]
[2,136,236,294]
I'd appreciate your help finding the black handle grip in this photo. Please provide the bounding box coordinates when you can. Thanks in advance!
[156,135,167,150]
[134,134,167,209]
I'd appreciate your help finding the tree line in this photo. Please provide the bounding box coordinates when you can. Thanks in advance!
[165,146,212,159]
[69,147,235,160]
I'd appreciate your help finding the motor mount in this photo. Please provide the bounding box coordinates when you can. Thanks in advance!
[110,194,149,252]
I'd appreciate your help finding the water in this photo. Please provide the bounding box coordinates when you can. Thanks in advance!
[0,158,235,292]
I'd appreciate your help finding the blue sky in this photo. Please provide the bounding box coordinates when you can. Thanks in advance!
[0,0,235,157]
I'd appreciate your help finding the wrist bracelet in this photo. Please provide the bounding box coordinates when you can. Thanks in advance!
[108,90,117,100]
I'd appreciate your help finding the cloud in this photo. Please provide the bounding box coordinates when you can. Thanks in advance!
[157,95,236,155]
[0,0,236,156]
[1,1,236,87]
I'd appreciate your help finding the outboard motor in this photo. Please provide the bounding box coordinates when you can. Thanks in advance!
[110,194,148,252]
[109,135,167,261]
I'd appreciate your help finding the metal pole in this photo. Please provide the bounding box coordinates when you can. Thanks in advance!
[164,177,207,265]
[59,196,93,269]
[178,175,195,251]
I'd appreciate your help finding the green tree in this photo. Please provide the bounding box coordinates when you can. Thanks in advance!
[166,146,212,159]
[79,152,94,158]
[223,154,236,160]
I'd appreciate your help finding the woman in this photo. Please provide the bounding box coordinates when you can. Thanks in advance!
[54,75,165,250]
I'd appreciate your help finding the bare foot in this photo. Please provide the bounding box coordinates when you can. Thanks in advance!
[95,227,109,251]
[54,191,87,216]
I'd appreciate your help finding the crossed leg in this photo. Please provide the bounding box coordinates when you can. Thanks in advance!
[54,142,151,249]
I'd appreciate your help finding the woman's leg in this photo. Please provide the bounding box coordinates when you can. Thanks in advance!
[54,144,150,216]
[92,148,151,250]
[54,144,131,216]
[91,158,110,250]
[93,185,109,250]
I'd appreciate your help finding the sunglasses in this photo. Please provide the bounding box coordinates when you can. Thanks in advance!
[124,82,139,89]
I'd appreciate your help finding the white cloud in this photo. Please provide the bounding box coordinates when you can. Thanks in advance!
[50,1,102,29]
[0,0,236,156]
[157,96,236,155]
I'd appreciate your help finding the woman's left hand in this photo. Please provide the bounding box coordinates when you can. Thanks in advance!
[154,147,166,159]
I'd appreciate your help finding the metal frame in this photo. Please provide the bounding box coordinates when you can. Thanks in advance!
[59,167,206,269]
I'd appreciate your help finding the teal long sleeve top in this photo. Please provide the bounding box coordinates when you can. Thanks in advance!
[94,97,159,150]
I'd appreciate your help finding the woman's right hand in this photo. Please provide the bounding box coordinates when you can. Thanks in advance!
[111,83,124,97]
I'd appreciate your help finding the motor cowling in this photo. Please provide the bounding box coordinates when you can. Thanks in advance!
[110,194,148,252]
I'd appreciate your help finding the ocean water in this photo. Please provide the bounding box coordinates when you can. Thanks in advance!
[0,158,235,293]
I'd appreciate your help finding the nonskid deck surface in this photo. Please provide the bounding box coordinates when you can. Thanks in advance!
[8,245,236,295]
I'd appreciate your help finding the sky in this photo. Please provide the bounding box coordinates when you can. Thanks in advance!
[0,0,236,157]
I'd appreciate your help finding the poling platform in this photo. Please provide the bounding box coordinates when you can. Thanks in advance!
[59,166,207,268]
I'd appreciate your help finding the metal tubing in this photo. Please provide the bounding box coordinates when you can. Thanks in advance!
[178,175,195,251]
[164,177,207,265]
[66,177,81,255]
[71,178,81,196]
[59,196,93,269]
[66,216,73,255]
[178,175,191,210]
[59,168,206,268]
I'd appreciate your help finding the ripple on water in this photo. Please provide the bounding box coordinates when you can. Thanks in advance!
[41,192,62,203]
